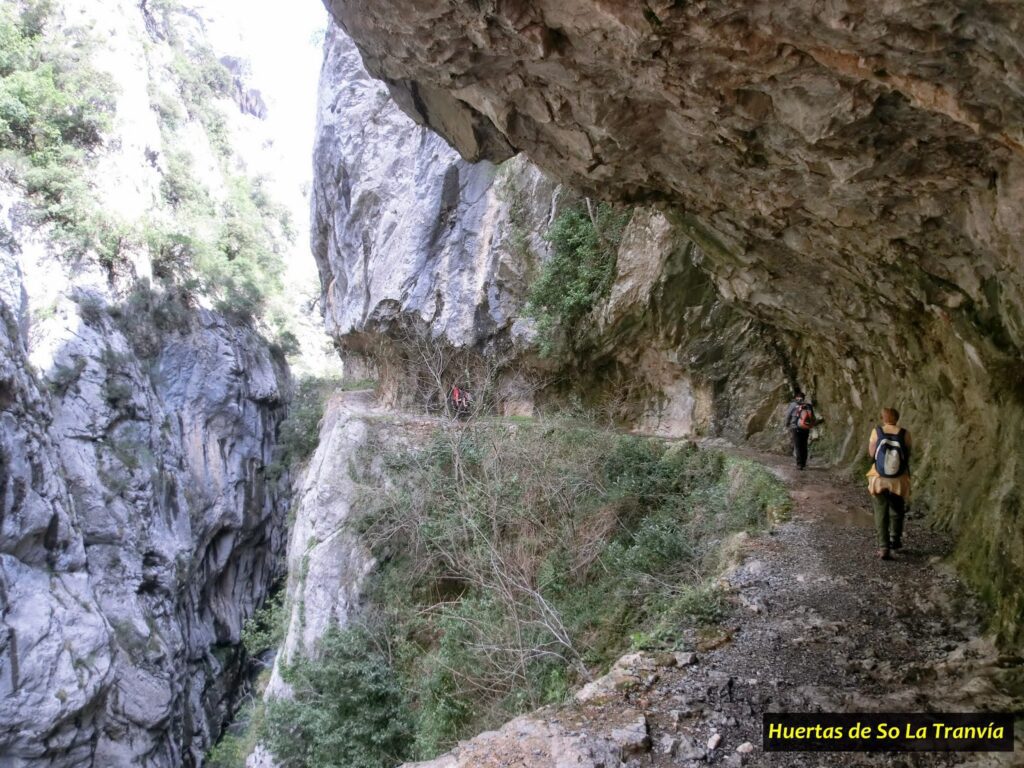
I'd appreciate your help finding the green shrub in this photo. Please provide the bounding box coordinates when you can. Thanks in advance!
[145,172,288,323]
[207,700,266,768]
[0,3,115,151]
[342,422,790,760]
[525,203,631,356]
[108,280,194,359]
[47,355,85,395]
[494,162,533,262]
[0,1,123,263]
[264,625,413,768]
[167,45,233,155]
[1,0,289,322]
[241,587,286,658]
[266,376,351,479]
[159,148,210,208]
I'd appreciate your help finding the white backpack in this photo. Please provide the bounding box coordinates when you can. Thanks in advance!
[874,427,907,478]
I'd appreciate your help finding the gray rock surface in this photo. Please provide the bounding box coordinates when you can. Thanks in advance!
[322,0,1024,643]
[0,242,114,767]
[312,24,789,440]
[312,25,557,356]
[0,0,294,763]
[399,709,649,768]
[0,208,289,765]
[264,391,452,699]
[266,389,380,697]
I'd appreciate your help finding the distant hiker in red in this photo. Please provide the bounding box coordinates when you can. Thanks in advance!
[449,385,471,417]
[784,390,819,470]
[867,407,912,560]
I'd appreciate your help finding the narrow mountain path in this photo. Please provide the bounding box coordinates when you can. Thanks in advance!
[631,449,1024,767]
[406,444,1024,768]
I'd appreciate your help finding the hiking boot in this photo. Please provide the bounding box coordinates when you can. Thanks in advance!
[890,538,903,551]
[878,548,892,561]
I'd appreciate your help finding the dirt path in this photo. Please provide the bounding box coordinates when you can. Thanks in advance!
[405,445,1023,768]
[624,450,1024,767]
[334,397,1023,768]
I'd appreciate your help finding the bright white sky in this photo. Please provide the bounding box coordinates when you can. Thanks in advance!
[194,0,342,374]
[198,0,329,194]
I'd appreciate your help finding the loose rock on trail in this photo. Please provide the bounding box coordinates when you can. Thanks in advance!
[402,450,1024,768]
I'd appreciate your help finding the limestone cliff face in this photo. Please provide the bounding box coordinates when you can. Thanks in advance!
[0,0,293,764]
[311,25,556,359]
[267,390,378,692]
[0,233,288,766]
[313,24,788,439]
[321,0,1024,644]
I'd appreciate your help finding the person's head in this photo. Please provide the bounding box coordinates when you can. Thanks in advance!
[794,390,805,402]
[881,407,900,425]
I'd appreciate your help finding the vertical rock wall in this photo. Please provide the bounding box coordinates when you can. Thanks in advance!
[319,0,1024,644]
[0,202,289,767]
[312,24,790,440]
[311,25,557,358]
[0,0,295,763]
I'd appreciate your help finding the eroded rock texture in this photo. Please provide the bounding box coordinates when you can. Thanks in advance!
[0,218,289,766]
[313,25,789,437]
[325,0,1024,643]
[266,390,379,698]
[312,26,556,357]
[0,0,292,763]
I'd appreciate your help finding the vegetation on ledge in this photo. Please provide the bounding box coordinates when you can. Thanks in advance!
[525,202,632,357]
[0,0,120,262]
[260,420,790,767]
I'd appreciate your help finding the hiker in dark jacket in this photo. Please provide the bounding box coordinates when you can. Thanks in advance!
[784,391,819,470]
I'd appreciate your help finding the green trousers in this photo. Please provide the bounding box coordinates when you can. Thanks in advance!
[872,491,906,548]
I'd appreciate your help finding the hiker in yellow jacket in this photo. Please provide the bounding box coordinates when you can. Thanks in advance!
[867,407,912,561]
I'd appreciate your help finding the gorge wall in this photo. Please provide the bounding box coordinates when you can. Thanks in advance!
[318,0,1024,644]
[312,24,789,441]
[0,0,297,764]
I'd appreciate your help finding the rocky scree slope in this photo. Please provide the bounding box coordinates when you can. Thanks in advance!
[0,0,297,764]
[313,24,789,442]
[324,0,1024,643]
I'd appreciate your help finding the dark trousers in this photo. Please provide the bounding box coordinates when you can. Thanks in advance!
[872,491,906,548]
[791,428,809,468]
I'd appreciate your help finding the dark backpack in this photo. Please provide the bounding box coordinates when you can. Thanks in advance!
[796,403,816,430]
[874,427,907,478]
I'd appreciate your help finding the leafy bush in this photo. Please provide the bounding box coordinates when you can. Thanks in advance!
[145,171,290,323]
[332,422,791,761]
[0,1,123,263]
[0,3,115,151]
[494,162,532,261]
[263,625,413,768]
[47,355,85,395]
[241,587,286,658]
[525,202,632,356]
[108,280,194,359]
[266,376,376,480]
[207,700,266,768]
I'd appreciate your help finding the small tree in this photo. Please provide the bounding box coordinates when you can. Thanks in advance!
[525,200,631,356]
[369,325,521,422]
[263,625,413,768]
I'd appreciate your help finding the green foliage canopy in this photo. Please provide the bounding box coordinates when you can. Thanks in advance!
[263,626,413,768]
